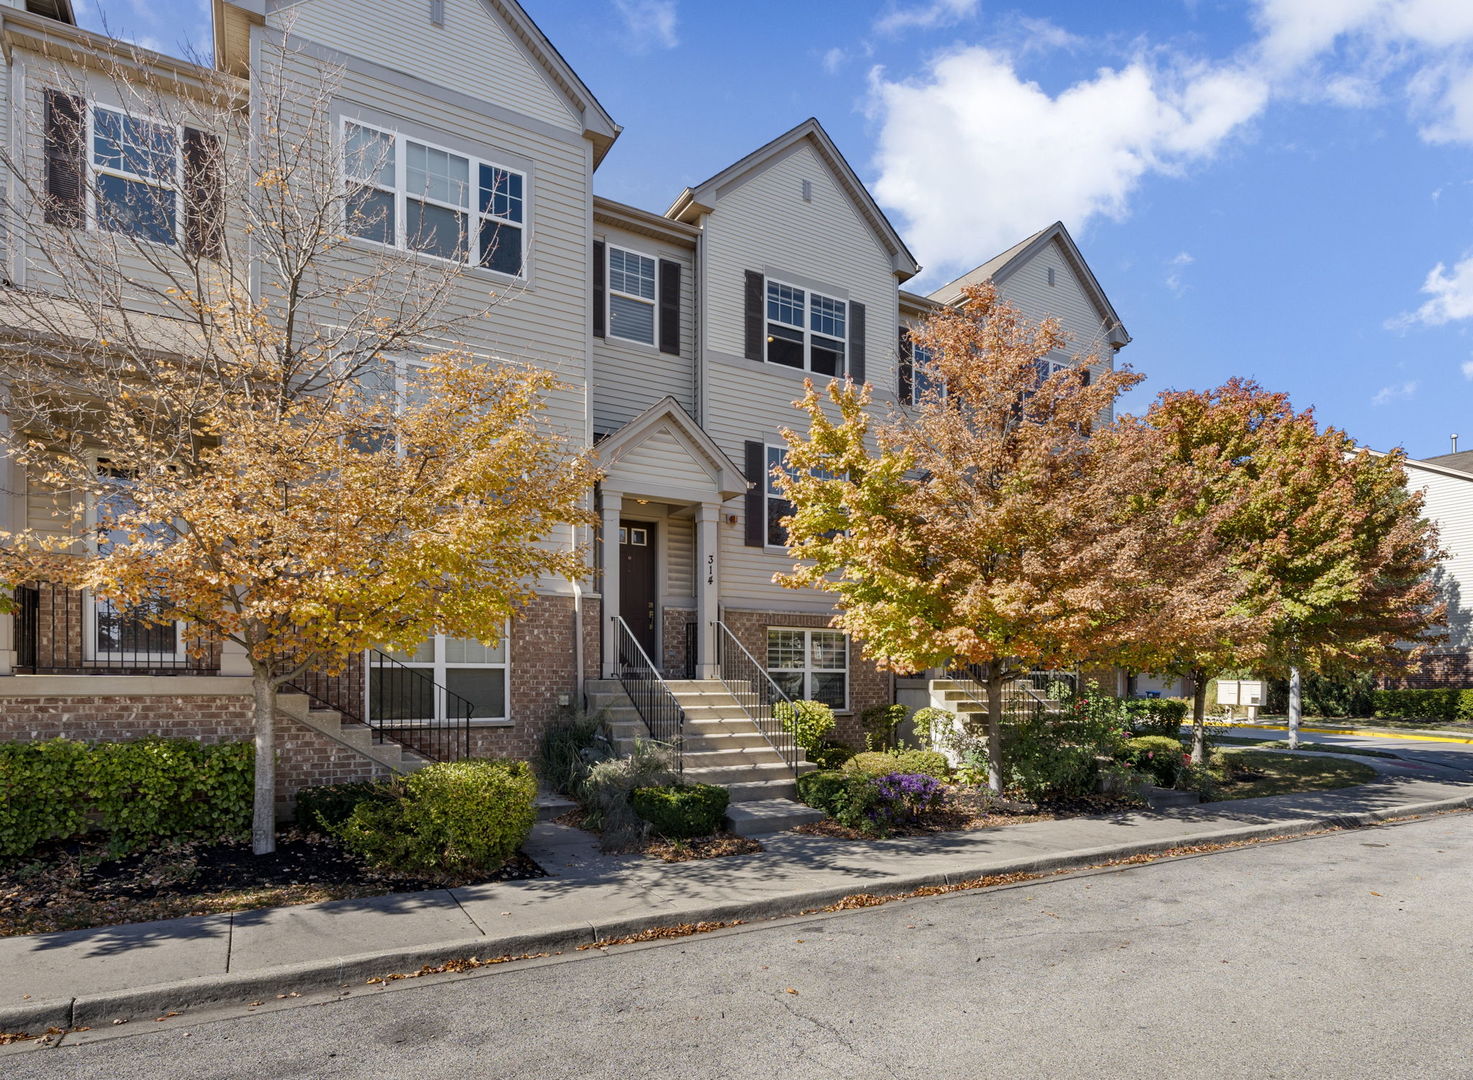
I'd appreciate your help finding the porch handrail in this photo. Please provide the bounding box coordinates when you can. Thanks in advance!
[711,620,801,774]
[610,616,685,772]
[286,648,472,763]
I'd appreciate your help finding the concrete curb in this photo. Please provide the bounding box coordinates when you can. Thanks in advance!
[7,792,1472,1035]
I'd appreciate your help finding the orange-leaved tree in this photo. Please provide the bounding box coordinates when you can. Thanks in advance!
[775,283,1144,791]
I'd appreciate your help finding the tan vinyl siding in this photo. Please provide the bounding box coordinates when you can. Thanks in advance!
[1407,463,1473,649]
[699,140,900,612]
[996,239,1117,398]
[613,429,715,494]
[279,0,580,132]
[592,221,695,434]
[666,515,695,602]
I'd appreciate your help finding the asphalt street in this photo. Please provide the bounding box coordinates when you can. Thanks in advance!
[1222,723,1473,776]
[8,811,1473,1080]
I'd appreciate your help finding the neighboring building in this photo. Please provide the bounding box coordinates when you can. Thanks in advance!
[1383,452,1473,687]
[0,0,1131,799]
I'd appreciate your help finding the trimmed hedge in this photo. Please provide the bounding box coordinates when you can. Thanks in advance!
[1122,699,1189,738]
[775,699,837,759]
[843,749,951,779]
[1370,689,1473,723]
[295,781,397,832]
[335,759,537,881]
[859,704,907,751]
[631,783,730,839]
[0,737,253,861]
[1126,735,1189,788]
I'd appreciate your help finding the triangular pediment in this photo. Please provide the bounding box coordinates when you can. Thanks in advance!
[666,118,920,281]
[597,397,748,503]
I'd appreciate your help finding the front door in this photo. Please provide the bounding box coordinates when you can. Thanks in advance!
[619,520,658,663]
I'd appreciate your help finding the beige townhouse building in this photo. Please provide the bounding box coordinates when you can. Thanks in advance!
[0,0,1130,806]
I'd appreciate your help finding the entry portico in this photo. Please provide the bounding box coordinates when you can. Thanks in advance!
[594,397,748,679]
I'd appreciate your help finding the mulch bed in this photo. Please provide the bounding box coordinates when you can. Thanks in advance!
[550,805,763,861]
[0,829,545,938]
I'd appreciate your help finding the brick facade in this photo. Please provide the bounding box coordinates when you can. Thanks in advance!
[719,607,893,747]
[0,693,388,799]
[661,606,695,678]
[1379,650,1473,689]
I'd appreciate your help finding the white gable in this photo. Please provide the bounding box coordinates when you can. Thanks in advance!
[278,0,581,131]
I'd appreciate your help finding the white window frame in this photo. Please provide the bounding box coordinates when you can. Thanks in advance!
[87,102,183,247]
[767,627,849,712]
[605,243,659,347]
[764,276,848,376]
[341,117,527,279]
[83,457,186,664]
[764,442,794,550]
[371,627,512,723]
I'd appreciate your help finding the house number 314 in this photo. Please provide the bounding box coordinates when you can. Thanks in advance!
[706,554,715,586]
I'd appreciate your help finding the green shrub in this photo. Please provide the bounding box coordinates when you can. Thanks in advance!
[336,759,536,881]
[1122,699,1189,738]
[534,708,612,798]
[807,740,855,770]
[1370,688,1473,723]
[294,781,397,832]
[1265,673,1376,717]
[579,741,678,850]
[775,699,837,758]
[796,769,852,813]
[1126,735,1189,788]
[912,707,953,750]
[0,737,253,861]
[843,749,950,779]
[631,783,730,839]
[1006,738,1098,804]
[860,704,907,751]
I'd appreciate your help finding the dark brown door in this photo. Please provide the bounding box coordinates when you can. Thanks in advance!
[620,520,658,663]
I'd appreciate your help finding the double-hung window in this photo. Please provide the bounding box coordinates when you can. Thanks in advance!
[767,628,848,710]
[766,279,846,376]
[377,632,510,723]
[343,120,526,277]
[607,246,656,344]
[88,461,183,663]
[91,105,179,245]
[765,444,795,548]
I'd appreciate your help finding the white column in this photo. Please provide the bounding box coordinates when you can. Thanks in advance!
[696,501,720,678]
[0,404,18,675]
[600,489,623,679]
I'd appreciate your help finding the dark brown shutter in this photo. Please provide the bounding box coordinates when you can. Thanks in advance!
[744,270,764,361]
[1081,366,1092,386]
[182,127,223,258]
[43,89,84,228]
[898,327,913,405]
[848,300,866,384]
[658,258,680,355]
[592,240,606,338]
[743,440,765,547]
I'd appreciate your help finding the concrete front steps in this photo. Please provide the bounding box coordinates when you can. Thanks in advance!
[276,692,430,777]
[584,676,819,831]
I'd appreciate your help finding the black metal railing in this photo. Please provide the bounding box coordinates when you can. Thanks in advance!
[11,582,218,675]
[943,664,1073,722]
[611,616,684,772]
[287,649,472,763]
[712,620,801,774]
[683,620,698,679]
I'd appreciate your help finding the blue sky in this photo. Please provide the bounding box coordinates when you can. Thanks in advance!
[77,0,1473,459]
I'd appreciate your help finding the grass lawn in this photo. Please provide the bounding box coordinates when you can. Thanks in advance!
[1213,736,1398,758]
[1207,750,1377,801]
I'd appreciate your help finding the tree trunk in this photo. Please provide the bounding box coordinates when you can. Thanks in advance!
[1287,666,1302,751]
[251,670,277,855]
[1190,668,1210,765]
[985,669,1006,794]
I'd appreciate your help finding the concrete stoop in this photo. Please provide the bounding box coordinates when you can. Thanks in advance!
[724,798,825,836]
[275,692,428,778]
[584,677,811,804]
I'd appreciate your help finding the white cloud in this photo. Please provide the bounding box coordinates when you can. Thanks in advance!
[1372,380,1419,405]
[1399,256,1473,326]
[874,0,980,37]
[1462,359,1473,380]
[869,50,1267,273]
[613,0,679,53]
[1165,251,1195,295]
[823,47,848,75]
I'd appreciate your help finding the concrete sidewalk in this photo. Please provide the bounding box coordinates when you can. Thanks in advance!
[4,768,1471,1036]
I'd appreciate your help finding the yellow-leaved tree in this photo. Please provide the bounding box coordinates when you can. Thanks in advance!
[0,38,596,853]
